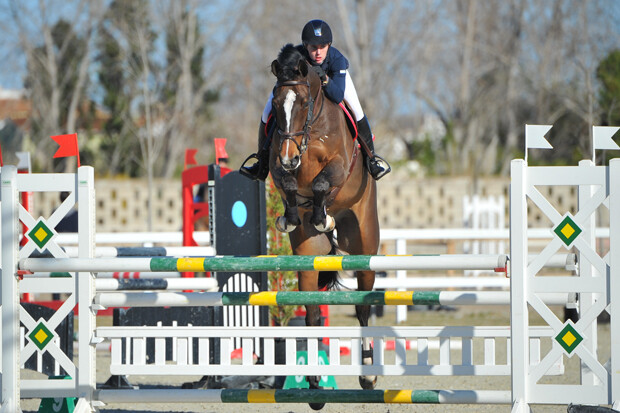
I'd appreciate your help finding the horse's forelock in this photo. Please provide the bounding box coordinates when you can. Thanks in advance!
[276,43,306,81]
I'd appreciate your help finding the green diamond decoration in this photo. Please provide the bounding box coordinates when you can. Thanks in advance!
[27,219,55,250]
[553,215,582,247]
[28,321,55,351]
[555,322,583,355]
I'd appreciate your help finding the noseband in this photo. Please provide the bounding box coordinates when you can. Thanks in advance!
[275,79,323,163]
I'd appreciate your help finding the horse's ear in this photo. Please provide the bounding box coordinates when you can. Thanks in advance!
[299,59,308,77]
[271,60,280,77]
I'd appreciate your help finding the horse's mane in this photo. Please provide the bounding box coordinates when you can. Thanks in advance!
[275,43,307,81]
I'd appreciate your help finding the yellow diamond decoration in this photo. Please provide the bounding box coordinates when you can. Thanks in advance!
[555,322,583,355]
[28,321,55,351]
[27,219,55,250]
[560,224,575,239]
[561,331,576,347]
[34,329,49,343]
[34,227,48,242]
[553,215,582,247]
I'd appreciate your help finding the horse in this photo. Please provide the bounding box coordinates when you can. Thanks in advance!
[268,43,380,406]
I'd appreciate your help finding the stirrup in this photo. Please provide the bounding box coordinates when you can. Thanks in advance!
[366,155,391,180]
[240,153,270,181]
[239,153,260,180]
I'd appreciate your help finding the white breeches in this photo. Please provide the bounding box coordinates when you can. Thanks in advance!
[343,70,364,121]
[261,70,365,123]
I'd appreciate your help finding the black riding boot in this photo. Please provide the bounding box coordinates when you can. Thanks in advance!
[356,116,391,180]
[239,121,271,181]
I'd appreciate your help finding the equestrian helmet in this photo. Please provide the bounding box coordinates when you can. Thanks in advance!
[301,19,332,45]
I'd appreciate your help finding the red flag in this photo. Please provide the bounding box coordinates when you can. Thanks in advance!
[184,148,198,169]
[51,133,80,167]
[214,138,228,165]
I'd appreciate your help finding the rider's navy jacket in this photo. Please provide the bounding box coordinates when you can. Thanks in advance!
[297,44,349,104]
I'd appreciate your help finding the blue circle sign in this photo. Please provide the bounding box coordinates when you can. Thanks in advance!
[231,201,247,228]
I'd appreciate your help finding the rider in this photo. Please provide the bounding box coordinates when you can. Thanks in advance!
[240,19,391,181]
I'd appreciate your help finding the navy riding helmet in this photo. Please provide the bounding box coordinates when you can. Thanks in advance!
[301,19,332,45]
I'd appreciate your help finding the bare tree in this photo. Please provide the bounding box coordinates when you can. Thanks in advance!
[9,0,102,172]
[522,0,616,162]
[159,0,218,178]
[5,0,620,179]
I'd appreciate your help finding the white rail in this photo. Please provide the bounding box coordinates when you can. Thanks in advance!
[97,325,563,378]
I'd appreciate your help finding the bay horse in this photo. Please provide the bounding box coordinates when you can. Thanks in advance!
[268,44,379,404]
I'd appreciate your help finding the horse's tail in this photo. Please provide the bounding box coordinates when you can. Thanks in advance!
[318,270,339,291]
[318,241,342,291]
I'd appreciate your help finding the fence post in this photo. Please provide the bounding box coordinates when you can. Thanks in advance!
[509,159,528,412]
[1,166,22,412]
[610,159,620,409]
[75,166,97,410]
[577,160,599,388]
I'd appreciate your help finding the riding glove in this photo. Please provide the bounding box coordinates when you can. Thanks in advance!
[311,65,328,84]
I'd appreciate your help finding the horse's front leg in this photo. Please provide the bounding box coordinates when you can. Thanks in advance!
[310,162,345,232]
[356,269,377,390]
[310,173,333,232]
[275,173,301,232]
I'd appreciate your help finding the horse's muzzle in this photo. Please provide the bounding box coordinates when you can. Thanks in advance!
[280,155,301,171]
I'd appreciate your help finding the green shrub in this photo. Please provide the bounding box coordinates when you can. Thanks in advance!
[265,177,300,326]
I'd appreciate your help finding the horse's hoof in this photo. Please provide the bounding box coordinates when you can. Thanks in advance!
[359,375,377,390]
[275,216,296,232]
[314,215,335,232]
[306,376,325,410]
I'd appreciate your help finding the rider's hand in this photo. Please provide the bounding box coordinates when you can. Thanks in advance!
[311,65,327,84]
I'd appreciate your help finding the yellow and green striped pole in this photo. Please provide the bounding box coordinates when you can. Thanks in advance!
[20,254,509,273]
[94,290,569,308]
[96,388,510,404]
[222,389,441,403]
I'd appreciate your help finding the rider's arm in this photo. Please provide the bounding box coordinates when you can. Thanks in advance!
[323,48,348,103]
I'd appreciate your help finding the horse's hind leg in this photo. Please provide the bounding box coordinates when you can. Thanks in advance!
[356,269,377,390]
[290,227,336,410]
[298,269,325,410]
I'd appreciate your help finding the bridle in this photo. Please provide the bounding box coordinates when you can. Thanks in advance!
[274,78,324,164]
